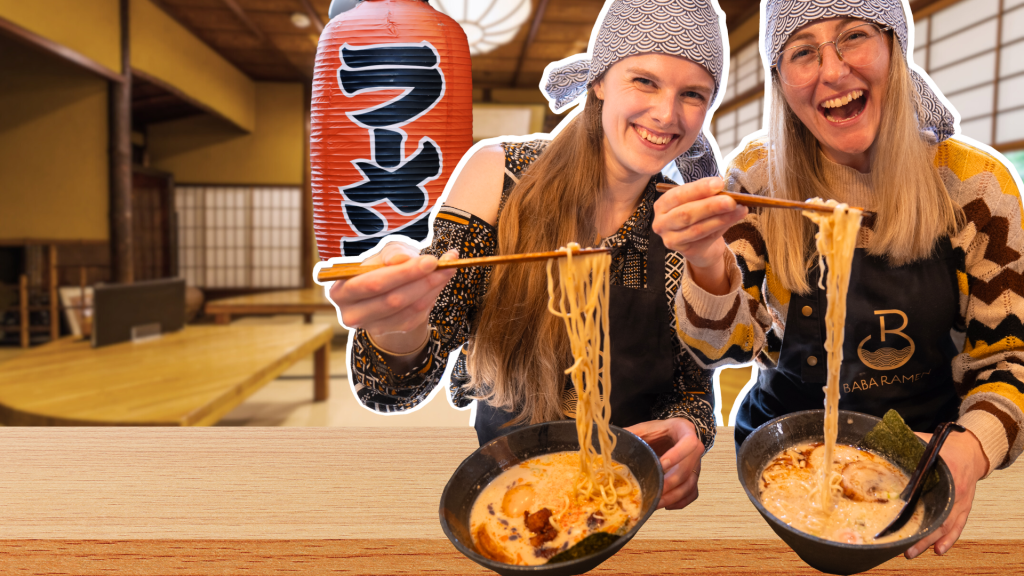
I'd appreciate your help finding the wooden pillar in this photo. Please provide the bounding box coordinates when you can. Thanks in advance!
[302,82,315,288]
[49,245,59,341]
[110,0,134,284]
[313,339,330,402]
[19,274,29,349]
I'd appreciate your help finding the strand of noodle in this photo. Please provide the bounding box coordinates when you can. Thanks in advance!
[546,244,625,511]
[802,201,863,513]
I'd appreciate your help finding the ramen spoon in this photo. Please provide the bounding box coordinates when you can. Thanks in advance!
[874,421,966,539]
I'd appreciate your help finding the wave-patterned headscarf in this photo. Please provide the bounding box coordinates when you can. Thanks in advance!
[765,0,957,142]
[540,0,729,182]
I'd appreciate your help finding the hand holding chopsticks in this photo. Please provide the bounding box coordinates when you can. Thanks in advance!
[324,243,609,356]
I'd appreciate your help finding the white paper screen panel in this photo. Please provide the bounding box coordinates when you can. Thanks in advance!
[999,75,1024,111]
[913,0,1024,147]
[931,0,998,39]
[949,84,995,120]
[916,18,929,46]
[723,69,736,103]
[997,109,1024,143]
[930,52,995,95]
[175,186,302,289]
[1002,7,1024,44]
[930,19,997,70]
[962,116,993,143]
[1000,41,1024,77]
[738,100,762,124]
[712,97,764,157]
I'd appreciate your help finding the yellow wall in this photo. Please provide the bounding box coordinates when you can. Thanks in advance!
[130,0,255,133]
[0,36,109,241]
[0,0,121,75]
[148,83,305,186]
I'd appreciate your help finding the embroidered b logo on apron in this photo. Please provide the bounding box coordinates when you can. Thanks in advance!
[857,309,916,370]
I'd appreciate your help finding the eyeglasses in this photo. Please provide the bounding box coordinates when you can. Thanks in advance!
[773,23,892,87]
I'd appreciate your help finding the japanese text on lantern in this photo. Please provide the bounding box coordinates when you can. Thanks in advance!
[337,42,444,252]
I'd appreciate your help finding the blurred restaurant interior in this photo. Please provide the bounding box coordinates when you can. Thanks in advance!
[1,0,1021,429]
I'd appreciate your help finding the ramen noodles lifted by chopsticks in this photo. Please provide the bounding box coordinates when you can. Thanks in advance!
[546,242,632,512]
[802,200,863,512]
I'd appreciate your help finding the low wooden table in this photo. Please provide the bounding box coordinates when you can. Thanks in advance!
[206,288,335,325]
[0,426,1018,575]
[0,324,332,426]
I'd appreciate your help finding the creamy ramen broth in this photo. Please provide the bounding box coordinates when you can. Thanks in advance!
[469,451,642,565]
[759,443,925,544]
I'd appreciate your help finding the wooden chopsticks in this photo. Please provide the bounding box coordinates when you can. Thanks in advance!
[317,247,611,282]
[654,183,876,224]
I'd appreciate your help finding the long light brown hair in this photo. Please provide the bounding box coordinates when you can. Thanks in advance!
[466,90,606,426]
[764,37,963,294]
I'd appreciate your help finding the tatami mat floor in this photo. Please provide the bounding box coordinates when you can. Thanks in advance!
[0,313,754,428]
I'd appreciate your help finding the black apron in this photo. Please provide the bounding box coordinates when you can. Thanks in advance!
[474,231,676,445]
[735,239,962,447]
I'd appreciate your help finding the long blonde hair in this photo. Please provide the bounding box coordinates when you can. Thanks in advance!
[764,38,963,294]
[466,90,605,426]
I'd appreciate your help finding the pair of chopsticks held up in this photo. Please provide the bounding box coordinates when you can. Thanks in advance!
[316,186,874,282]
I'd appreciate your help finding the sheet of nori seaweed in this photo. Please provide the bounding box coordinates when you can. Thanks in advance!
[546,532,620,564]
[862,409,939,491]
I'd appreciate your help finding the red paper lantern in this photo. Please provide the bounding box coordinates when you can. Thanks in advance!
[311,0,473,259]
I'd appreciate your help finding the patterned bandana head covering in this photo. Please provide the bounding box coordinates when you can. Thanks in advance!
[540,0,728,182]
[765,0,957,142]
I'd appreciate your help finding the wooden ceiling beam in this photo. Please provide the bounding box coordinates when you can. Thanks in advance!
[218,0,312,79]
[219,0,267,41]
[512,0,551,88]
[132,93,184,108]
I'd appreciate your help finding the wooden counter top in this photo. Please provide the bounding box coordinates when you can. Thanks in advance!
[0,426,1019,575]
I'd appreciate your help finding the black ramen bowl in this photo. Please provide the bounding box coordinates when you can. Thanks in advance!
[439,420,664,576]
[737,409,955,575]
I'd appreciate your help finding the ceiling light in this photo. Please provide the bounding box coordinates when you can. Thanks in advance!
[429,0,532,56]
[291,12,312,29]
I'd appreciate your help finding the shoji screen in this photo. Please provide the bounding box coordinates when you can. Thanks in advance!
[175,186,302,289]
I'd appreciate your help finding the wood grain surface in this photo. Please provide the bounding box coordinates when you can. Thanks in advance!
[0,426,1018,575]
[0,325,332,426]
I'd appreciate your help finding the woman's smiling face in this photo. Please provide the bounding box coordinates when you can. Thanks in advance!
[778,18,892,171]
[592,53,715,182]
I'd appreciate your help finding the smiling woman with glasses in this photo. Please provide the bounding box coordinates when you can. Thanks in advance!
[774,22,892,88]
[653,0,1024,563]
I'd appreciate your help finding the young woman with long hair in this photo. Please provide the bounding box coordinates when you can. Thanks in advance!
[657,0,1024,556]
[329,0,733,511]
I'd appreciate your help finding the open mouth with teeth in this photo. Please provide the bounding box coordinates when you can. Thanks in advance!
[633,124,679,147]
[819,90,866,123]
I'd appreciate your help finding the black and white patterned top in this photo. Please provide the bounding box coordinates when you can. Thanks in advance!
[349,140,718,452]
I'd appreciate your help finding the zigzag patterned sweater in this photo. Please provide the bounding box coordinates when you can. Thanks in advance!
[676,135,1024,475]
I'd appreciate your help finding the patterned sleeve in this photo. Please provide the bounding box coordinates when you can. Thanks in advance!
[942,140,1024,474]
[349,205,496,413]
[673,140,775,369]
[652,345,718,452]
